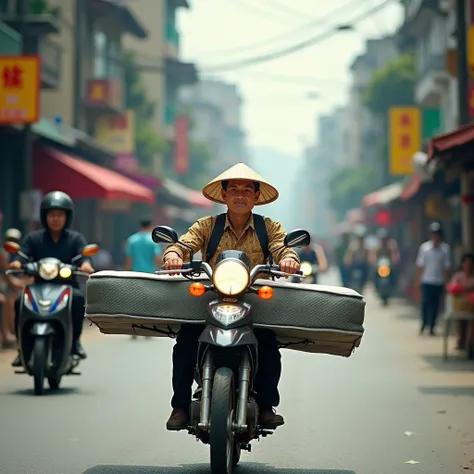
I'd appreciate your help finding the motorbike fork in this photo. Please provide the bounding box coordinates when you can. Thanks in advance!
[198,350,213,431]
[197,349,252,434]
[235,350,250,432]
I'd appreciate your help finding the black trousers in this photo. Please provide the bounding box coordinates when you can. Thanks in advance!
[171,324,281,410]
[14,288,86,341]
[420,283,444,331]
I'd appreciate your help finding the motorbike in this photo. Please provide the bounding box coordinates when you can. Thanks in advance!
[152,225,309,474]
[375,256,392,306]
[348,265,366,294]
[290,261,318,284]
[3,241,99,395]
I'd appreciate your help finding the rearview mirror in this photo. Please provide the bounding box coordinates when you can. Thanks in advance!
[3,241,20,254]
[152,226,179,244]
[82,243,100,257]
[284,229,311,249]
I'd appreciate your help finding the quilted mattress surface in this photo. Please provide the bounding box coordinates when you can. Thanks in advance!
[85,271,366,357]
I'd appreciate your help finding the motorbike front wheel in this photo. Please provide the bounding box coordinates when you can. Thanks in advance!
[210,367,237,474]
[33,338,47,396]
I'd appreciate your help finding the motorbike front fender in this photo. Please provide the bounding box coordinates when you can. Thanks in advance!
[199,326,257,348]
[30,322,55,336]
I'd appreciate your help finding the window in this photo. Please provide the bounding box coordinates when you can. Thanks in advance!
[93,30,121,79]
[94,31,107,77]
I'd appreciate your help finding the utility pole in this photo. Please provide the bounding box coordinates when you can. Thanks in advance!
[73,0,83,129]
[17,0,33,233]
[456,0,469,126]
[455,0,474,251]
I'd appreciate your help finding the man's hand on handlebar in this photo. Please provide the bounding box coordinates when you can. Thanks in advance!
[163,252,184,276]
[279,257,300,275]
[8,260,22,270]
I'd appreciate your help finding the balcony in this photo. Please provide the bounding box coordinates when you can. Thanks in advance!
[415,52,450,106]
[84,77,124,115]
[39,37,60,89]
[165,58,198,90]
[0,6,60,36]
[0,19,21,54]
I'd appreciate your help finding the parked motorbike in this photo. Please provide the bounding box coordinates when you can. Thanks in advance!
[3,241,99,395]
[375,257,392,306]
[152,225,309,474]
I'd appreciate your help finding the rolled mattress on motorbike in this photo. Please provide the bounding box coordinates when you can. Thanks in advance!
[85,271,365,357]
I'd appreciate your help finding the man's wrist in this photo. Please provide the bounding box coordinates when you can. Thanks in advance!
[164,251,181,261]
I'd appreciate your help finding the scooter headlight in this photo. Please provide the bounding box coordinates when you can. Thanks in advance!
[212,259,250,295]
[39,262,59,280]
[301,261,313,276]
[211,304,247,327]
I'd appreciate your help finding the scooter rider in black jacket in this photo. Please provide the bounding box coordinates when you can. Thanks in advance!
[9,191,95,367]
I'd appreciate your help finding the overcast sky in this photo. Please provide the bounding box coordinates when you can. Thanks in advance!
[179,0,402,157]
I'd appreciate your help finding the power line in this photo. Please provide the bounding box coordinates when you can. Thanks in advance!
[230,0,294,24]
[262,0,313,21]
[201,70,348,88]
[194,0,372,58]
[200,0,393,73]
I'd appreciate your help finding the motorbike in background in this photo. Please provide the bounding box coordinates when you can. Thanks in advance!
[375,257,392,306]
[299,261,319,284]
[3,241,99,395]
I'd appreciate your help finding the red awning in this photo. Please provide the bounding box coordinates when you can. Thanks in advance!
[33,147,155,204]
[401,175,421,201]
[427,122,474,160]
[162,179,213,209]
[362,182,404,208]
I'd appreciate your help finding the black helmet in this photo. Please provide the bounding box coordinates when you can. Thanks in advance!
[40,191,74,229]
[377,228,389,240]
[428,222,443,235]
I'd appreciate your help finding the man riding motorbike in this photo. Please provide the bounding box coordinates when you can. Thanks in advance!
[343,225,370,291]
[9,191,95,367]
[295,242,328,283]
[162,163,301,431]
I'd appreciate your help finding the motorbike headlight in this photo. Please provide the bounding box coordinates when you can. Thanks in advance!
[212,259,250,295]
[59,267,72,279]
[378,265,391,278]
[211,304,247,327]
[301,261,313,277]
[39,262,59,280]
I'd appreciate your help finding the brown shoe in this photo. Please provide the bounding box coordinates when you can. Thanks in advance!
[166,408,189,431]
[259,408,284,429]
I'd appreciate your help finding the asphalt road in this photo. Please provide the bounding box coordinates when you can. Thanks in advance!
[1,272,474,474]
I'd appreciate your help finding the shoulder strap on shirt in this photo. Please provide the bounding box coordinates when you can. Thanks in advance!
[253,214,270,262]
[205,213,270,263]
[205,213,227,262]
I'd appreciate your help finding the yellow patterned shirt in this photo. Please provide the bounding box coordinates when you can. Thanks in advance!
[163,214,300,269]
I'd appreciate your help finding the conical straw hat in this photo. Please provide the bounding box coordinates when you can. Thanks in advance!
[202,162,279,206]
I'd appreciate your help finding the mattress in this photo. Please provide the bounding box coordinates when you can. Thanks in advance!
[85,271,366,357]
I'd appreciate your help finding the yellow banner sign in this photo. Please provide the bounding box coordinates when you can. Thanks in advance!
[389,107,421,176]
[0,56,40,124]
[95,110,135,154]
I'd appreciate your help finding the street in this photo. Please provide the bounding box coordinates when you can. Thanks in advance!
[1,273,474,474]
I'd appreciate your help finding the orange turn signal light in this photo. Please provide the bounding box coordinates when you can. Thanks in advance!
[258,286,274,300]
[189,282,206,297]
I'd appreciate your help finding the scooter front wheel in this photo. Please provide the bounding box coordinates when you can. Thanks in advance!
[33,338,47,396]
[210,367,236,474]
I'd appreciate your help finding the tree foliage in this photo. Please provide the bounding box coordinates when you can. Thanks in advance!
[123,51,168,167]
[364,53,416,116]
[328,164,379,221]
